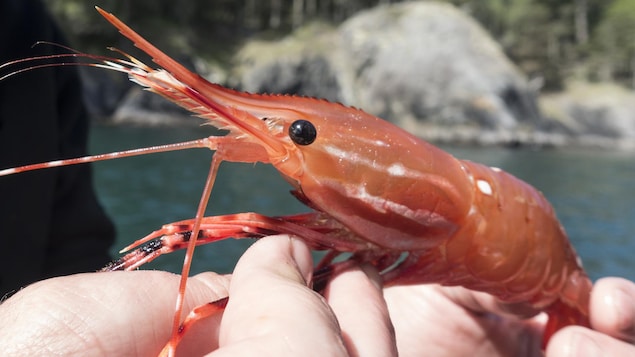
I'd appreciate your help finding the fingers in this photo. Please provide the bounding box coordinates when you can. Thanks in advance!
[546,277,635,357]
[384,284,543,357]
[0,270,230,357]
[0,235,398,357]
[439,285,540,319]
[325,263,397,357]
[211,235,349,357]
[546,326,635,357]
[590,277,635,343]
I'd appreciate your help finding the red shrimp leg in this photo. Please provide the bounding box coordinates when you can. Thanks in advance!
[164,144,273,356]
[102,212,370,355]
[152,260,360,357]
[102,212,369,272]
[155,257,360,357]
[158,297,229,357]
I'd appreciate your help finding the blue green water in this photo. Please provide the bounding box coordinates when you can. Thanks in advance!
[89,124,635,282]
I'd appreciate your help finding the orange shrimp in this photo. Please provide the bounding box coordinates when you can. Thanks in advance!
[0,7,591,355]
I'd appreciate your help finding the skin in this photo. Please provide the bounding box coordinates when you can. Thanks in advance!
[0,235,633,357]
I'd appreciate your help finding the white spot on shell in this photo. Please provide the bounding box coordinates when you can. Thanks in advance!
[477,180,493,196]
[576,256,583,268]
[388,163,406,176]
[491,167,502,172]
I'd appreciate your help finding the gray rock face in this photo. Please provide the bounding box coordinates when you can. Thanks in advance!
[111,87,192,126]
[338,2,540,129]
[540,82,635,150]
[234,48,342,102]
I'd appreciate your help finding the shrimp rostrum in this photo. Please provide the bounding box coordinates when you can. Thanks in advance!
[0,7,591,355]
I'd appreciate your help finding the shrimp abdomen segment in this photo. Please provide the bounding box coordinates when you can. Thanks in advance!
[455,161,589,308]
[383,160,591,344]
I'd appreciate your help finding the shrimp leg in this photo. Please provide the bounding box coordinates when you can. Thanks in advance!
[103,212,370,356]
[158,297,229,357]
[102,212,371,272]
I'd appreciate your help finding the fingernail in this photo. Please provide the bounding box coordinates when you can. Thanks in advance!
[359,263,383,291]
[570,331,602,357]
[606,287,635,337]
[289,237,313,285]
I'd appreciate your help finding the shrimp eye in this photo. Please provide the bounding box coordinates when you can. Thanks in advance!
[288,119,317,145]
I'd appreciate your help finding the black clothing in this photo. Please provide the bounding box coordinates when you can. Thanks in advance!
[0,0,115,296]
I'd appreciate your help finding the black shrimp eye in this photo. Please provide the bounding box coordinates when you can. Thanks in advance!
[288,119,317,145]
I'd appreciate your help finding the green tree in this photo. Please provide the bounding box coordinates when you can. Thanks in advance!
[592,0,635,87]
[40,0,633,90]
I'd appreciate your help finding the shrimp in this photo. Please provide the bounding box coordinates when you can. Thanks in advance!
[0,7,591,355]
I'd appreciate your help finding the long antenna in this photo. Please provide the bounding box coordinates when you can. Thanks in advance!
[0,138,213,176]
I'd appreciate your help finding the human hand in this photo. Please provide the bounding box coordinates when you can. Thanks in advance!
[546,277,635,357]
[383,283,544,356]
[384,277,635,356]
[2,234,633,357]
[209,235,395,357]
[0,235,393,356]
[0,262,230,355]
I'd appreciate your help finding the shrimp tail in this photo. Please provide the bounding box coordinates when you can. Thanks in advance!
[543,298,590,348]
[542,269,592,348]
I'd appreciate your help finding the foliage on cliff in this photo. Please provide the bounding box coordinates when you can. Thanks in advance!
[42,0,635,91]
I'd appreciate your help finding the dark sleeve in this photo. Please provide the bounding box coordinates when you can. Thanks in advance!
[0,0,115,296]
[42,12,116,278]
